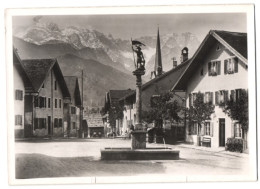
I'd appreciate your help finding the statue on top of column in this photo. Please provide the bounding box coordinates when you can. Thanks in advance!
[131,39,146,71]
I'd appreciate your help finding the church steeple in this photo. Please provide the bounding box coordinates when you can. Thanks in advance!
[152,27,163,79]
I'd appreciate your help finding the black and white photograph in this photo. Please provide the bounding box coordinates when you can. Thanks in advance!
[5,4,257,185]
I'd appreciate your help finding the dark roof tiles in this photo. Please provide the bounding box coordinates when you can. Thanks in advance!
[214,30,247,59]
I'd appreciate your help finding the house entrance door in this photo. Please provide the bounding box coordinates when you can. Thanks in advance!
[48,116,51,135]
[219,118,225,147]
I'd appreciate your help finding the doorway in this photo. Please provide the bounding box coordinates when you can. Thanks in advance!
[219,118,225,147]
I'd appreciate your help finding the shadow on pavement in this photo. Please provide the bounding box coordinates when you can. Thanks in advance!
[15,153,166,179]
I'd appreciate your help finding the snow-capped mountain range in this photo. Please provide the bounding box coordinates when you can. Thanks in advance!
[13,22,201,76]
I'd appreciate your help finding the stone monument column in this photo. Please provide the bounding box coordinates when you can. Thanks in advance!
[131,69,147,149]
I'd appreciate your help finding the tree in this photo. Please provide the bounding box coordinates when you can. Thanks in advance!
[222,90,248,131]
[108,104,124,131]
[185,92,215,132]
[142,92,182,127]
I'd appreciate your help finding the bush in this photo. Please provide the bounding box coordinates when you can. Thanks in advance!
[226,138,244,153]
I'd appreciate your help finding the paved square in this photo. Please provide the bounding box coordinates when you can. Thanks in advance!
[15,138,250,179]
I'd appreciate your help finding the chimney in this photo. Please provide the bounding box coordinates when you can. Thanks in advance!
[172,57,177,69]
[181,47,189,63]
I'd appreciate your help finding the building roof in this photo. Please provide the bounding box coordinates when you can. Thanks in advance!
[64,76,82,106]
[172,30,248,91]
[104,89,134,111]
[13,48,35,93]
[214,30,247,59]
[22,58,71,98]
[119,59,190,102]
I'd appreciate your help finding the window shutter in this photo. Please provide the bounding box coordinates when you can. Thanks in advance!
[201,124,205,136]
[44,118,46,129]
[217,61,221,75]
[202,93,205,103]
[231,122,235,138]
[224,90,229,104]
[231,90,235,101]
[34,118,38,130]
[189,93,192,107]
[224,59,228,74]
[234,57,238,73]
[20,91,23,100]
[210,92,213,104]
[208,62,211,76]
[215,91,219,105]
[210,122,214,137]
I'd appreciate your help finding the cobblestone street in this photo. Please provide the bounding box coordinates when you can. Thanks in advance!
[14,138,252,181]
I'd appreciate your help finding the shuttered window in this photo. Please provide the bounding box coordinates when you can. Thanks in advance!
[54,118,59,128]
[48,98,51,108]
[205,122,210,136]
[234,122,242,138]
[34,118,46,129]
[55,99,58,108]
[15,115,22,125]
[204,92,213,104]
[224,57,238,74]
[15,90,23,100]
[208,61,221,76]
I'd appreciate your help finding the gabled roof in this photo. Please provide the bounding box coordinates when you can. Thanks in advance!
[119,59,190,102]
[213,30,247,60]
[172,30,248,91]
[104,89,134,111]
[22,58,71,98]
[13,48,35,93]
[64,76,82,106]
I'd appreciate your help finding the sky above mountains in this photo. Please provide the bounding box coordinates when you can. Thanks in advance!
[13,13,246,41]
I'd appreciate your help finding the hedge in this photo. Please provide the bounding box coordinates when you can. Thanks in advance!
[225,138,244,153]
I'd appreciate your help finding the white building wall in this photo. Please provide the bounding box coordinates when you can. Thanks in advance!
[13,66,25,137]
[185,42,248,147]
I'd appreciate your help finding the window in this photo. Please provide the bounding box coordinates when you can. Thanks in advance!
[54,118,59,128]
[71,106,76,114]
[189,93,198,107]
[234,122,242,138]
[15,90,23,100]
[72,122,76,129]
[200,68,203,76]
[42,84,44,88]
[205,122,210,136]
[48,98,51,108]
[224,57,238,74]
[54,80,57,90]
[208,60,221,76]
[34,118,46,130]
[39,97,46,108]
[59,118,62,128]
[55,99,57,108]
[15,115,22,125]
[59,99,62,108]
[215,90,228,105]
[216,45,221,51]
[204,92,213,104]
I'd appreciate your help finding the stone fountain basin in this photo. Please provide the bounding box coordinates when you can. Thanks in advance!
[100,147,180,160]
